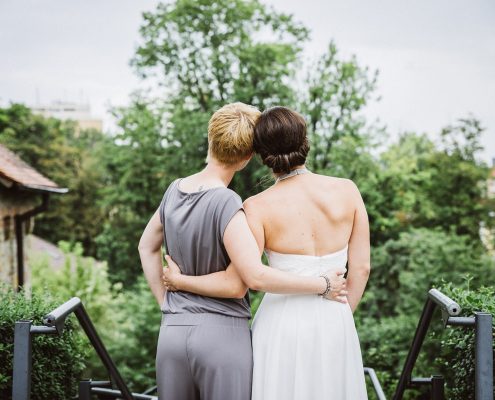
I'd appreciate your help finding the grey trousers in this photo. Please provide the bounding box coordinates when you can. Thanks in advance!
[156,313,253,400]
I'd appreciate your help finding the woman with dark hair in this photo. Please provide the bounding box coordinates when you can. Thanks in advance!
[164,106,370,399]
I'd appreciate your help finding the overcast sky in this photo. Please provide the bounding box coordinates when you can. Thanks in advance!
[1,0,494,162]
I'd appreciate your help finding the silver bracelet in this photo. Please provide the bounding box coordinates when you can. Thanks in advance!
[318,274,331,297]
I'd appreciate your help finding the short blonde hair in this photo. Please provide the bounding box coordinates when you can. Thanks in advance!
[208,102,261,165]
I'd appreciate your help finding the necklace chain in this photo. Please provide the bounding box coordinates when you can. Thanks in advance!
[276,168,310,183]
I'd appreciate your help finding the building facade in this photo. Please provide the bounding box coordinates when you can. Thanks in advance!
[31,100,103,132]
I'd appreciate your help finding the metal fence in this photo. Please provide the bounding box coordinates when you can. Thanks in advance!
[11,288,493,399]
[11,297,157,400]
[393,288,493,400]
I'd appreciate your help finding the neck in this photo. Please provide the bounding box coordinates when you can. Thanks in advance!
[274,164,307,178]
[202,160,236,187]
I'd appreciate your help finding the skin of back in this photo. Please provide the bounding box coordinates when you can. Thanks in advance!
[246,174,357,256]
[244,172,370,312]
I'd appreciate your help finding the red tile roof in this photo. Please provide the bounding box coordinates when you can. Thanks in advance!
[0,144,67,193]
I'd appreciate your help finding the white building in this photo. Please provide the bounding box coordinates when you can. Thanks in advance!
[31,101,102,132]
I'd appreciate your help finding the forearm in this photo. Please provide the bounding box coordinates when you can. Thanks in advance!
[346,264,370,312]
[171,263,326,297]
[175,269,248,299]
[139,248,166,307]
[242,263,327,295]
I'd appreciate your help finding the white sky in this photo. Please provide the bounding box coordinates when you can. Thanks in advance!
[1,0,494,162]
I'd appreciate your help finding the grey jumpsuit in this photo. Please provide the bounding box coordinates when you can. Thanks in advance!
[156,179,252,400]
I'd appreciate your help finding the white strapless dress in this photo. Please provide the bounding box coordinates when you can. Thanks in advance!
[251,246,368,400]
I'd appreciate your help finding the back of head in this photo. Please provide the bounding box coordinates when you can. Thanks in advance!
[208,102,261,165]
[253,106,309,174]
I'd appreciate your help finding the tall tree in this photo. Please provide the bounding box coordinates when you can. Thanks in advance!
[95,95,172,284]
[300,42,380,173]
[131,0,309,197]
[0,104,107,256]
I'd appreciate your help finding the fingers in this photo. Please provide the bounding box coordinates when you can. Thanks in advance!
[165,255,181,273]
[163,282,177,292]
[334,295,348,304]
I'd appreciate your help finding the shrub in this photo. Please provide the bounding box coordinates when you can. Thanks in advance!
[30,241,160,392]
[436,282,495,399]
[357,229,495,397]
[0,285,87,400]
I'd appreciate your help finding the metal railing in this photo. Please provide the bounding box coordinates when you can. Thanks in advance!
[365,367,387,400]
[393,288,494,400]
[12,297,158,400]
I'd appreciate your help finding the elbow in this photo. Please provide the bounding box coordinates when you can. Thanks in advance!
[231,285,249,299]
[245,275,263,292]
[358,263,371,278]
[138,241,159,258]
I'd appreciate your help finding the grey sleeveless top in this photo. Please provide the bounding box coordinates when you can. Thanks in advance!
[159,179,251,318]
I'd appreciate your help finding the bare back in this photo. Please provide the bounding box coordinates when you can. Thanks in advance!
[244,173,366,257]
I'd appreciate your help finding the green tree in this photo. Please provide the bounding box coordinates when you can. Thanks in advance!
[300,41,380,172]
[419,118,492,239]
[95,95,172,284]
[0,104,108,257]
[131,0,310,198]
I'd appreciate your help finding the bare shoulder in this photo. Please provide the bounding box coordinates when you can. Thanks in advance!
[314,174,360,192]
[243,191,267,215]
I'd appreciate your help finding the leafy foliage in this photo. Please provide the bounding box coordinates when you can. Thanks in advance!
[1,0,494,395]
[30,242,161,392]
[0,285,87,400]
[0,104,108,256]
[357,230,495,398]
[434,282,495,400]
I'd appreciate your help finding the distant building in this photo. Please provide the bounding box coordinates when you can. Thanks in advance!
[31,100,103,132]
[0,144,67,291]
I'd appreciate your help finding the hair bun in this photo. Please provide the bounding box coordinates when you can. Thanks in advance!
[263,151,307,174]
[264,154,291,174]
[253,106,310,175]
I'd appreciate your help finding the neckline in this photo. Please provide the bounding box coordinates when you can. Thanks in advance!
[175,178,227,195]
[265,244,349,258]
[276,168,310,183]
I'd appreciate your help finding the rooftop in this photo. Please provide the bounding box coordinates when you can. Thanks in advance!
[0,144,67,193]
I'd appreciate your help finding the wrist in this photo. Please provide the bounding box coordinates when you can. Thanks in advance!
[316,276,327,295]
[174,275,184,291]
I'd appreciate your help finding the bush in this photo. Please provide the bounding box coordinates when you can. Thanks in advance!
[30,241,161,392]
[0,285,87,400]
[356,229,495,397]
[436,282,495,399]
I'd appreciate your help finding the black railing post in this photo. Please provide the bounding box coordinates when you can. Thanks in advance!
[475,312,493,400]
[393,298,436,400]
[12,320,32,400]
[79,380,92,400]
[74,303,134,400]
[430,375,445,400]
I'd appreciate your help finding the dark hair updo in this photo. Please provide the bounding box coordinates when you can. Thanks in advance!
[253,106,309,174]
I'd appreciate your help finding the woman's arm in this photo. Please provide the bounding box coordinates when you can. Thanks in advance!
[164,254,248,299]
[346,183,371,312]
[164,201,347,300]
[138,208,167,307]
